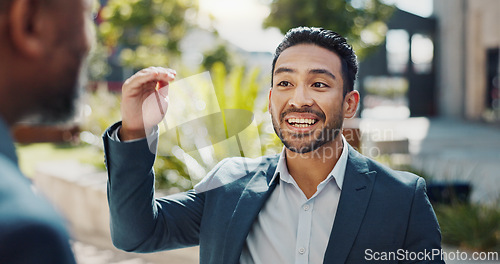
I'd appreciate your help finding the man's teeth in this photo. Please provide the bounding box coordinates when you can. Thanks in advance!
[287,118,317,127]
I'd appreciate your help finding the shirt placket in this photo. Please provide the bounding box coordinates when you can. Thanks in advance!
[295,200,314,264]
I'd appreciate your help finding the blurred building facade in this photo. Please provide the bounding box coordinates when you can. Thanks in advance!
[358,9,436,119]
[434,0,500,121]
[358,0,500,122]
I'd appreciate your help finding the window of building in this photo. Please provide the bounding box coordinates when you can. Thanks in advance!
[411,34,434,74]
[386,29,410,74]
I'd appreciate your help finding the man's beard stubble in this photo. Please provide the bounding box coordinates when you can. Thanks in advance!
[271,107,344,154]
[23,61,88,125]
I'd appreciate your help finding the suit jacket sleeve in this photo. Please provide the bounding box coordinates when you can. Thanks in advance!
[402,176,444,263]
[103,122,204,252]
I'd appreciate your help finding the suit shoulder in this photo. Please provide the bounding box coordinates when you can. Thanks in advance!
[0,157,70,239]
[194,155,279,193]
[363,155,423,190]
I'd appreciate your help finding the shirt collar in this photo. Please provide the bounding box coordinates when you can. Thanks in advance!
[270,135,349,190]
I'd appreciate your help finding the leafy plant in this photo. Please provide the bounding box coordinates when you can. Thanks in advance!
[435,203,500,251]
[264,0,395,59]
[96,0,198,70]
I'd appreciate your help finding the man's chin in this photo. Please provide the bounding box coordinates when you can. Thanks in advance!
[283,139,326,154]
[23,64,87,125]
[20,84,82,125]
[20,104,77,125]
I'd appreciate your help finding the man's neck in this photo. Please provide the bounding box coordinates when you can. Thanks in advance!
[285,136,344,199]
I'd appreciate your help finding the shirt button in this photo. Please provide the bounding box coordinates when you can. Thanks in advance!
[303,204,310,211]
[299,247,306,254]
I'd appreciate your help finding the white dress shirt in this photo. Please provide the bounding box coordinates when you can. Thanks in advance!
[240,136,348,264]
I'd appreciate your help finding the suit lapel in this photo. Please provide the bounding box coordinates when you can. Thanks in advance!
[323,147,376,263]
[222,158,278,264]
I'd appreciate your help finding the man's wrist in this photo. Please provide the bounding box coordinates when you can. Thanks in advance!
[119,125,148,141]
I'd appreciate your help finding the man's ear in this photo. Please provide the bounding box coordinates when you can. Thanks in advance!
[268,88,273,112]
[343,90,360,118]
[9,0,50,58]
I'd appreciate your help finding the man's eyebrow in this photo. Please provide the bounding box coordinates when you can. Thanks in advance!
[309,69,336,80]
[274,67,295,75]
[274,67,336,80]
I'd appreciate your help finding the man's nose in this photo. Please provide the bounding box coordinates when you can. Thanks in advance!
[289,85,313,108]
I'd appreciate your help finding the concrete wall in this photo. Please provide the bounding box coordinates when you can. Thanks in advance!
[434,0,500,120]
[434,0,467,118]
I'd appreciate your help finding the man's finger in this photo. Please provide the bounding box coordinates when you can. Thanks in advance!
[124,67,175,91]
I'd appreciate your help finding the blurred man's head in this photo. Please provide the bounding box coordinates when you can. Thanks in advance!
[0,0,94,125]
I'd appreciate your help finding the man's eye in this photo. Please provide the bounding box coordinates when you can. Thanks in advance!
[312,82,328,88]
[277,81,291,87]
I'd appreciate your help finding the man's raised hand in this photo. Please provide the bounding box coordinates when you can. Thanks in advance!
[120,67,176,141]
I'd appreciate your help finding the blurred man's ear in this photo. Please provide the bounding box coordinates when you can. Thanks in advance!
[343,90,360,118]
[9,0,51,58]
[268,87,273,112]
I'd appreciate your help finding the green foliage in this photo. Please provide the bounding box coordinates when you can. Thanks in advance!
[376,159,500,251]
[97,0,198,69]
[435,203,500,251]
[263,0,395,59]
[364,76,408,98]
[17,143,105,177]
[202,45,232,71]
[81,84,122,138]
[80,85,192,191]
[212,62,261,111]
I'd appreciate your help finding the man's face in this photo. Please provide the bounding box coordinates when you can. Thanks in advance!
[32,0,94,123]
[269,44,347,153]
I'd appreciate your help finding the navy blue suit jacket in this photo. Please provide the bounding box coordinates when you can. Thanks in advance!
[0,120,76,263]
[104,122,443,263]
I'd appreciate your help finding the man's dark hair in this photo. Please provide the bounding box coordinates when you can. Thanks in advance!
[271,27,358,96]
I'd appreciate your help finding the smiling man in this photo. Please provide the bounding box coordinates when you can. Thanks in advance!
[104,27,444,263]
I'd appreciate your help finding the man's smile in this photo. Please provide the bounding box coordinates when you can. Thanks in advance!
[286,118,318,127]
[281,109,324,133]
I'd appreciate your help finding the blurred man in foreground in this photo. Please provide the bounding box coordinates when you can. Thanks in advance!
[104,27,443,263]
[0,0,93,262]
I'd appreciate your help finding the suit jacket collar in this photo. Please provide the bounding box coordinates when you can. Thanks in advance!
[222,156,279,264]
[0,117,18,165]
[323,146,377,263]
[220,147,376,264]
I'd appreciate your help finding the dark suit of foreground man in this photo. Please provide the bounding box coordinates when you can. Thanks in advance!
[0,0,93,262]
[104,27,444,263]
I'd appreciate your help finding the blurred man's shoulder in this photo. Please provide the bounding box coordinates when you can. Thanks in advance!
[0,155,70,241]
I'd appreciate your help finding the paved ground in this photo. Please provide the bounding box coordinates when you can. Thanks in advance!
[72,240,152,264]
[360,117,500,204]
[71,232,199,264]
[72,240,499,264]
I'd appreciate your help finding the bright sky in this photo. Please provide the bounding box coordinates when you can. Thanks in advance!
[198,0,434,53]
